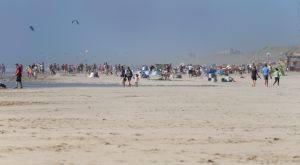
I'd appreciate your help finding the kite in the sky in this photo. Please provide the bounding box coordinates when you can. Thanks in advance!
[29,26,34,31]
[72,20,80,25]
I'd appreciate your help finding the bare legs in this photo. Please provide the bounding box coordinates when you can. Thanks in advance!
[15,81,22,88]
[273,78,279,86]
[252,80,256,87]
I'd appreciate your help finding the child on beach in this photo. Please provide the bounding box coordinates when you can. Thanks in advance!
[273,68,280,86]
[134,74,140,87]
[122,75,127,87]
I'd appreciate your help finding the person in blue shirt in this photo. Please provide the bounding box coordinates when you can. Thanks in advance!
[262,64,269,87]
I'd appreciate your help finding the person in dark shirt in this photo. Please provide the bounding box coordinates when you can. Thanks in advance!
[126,67,133,87]
[251,66,260,87]
[120,66,126,87]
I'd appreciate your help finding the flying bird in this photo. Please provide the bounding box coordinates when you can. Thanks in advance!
[29,26,34,31]
[72,20,80,25]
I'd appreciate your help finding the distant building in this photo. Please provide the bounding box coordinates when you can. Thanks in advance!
[285,47,300,71]
[218,48,241,55]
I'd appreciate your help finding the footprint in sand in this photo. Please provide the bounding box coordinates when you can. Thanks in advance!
[134,133,143,137]
[117,144,127,148]
[104,142,111,145]
[0,130,7,134]
[247,155,257,160]
[207,159,214,163]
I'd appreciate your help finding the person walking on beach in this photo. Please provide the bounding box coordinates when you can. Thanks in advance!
[262,64,269,87]
[15,63,23,89]
[273,68,280,86]
[251,66,260,87]
[126,67,133,87]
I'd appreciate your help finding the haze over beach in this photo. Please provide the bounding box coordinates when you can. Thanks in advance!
[0,0,299,65]
[1,1,300,165]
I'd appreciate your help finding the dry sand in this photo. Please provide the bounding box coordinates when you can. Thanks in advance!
[1,73,300,165]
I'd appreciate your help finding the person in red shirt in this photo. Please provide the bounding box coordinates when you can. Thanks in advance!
[15,63,23,89]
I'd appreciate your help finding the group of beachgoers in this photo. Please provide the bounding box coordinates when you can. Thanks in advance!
[0,61,286,89]
[119,66,139,87]
[250,63,281,87]
[47,63,203,79]
[0,63,23,89]
[25,63,45,79]
[45,62,283,88]
[49,63,123,76]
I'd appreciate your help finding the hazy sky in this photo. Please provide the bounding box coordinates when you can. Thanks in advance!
[0,0,299,65]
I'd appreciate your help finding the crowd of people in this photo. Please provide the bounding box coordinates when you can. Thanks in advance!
[49,63,120,76]
[0,61,286,89]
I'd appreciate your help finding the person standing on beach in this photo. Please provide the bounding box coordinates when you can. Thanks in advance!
[273,68,280,86]
[251,66,260,87]
[188,65,193,78]
[15,63,23,89]
[41,62,45,74]
[134,74,140,87]
[120,66,126,87]
[268,63,272,79]
[0,64,5,77]
[262,64,269,87]
[0,64,3,78]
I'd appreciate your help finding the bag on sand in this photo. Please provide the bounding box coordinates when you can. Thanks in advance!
[0,83,6,89]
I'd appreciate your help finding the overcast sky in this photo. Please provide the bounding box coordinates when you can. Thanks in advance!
[0,0,299,65]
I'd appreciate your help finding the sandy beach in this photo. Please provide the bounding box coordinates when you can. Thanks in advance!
[1,74,300,165]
